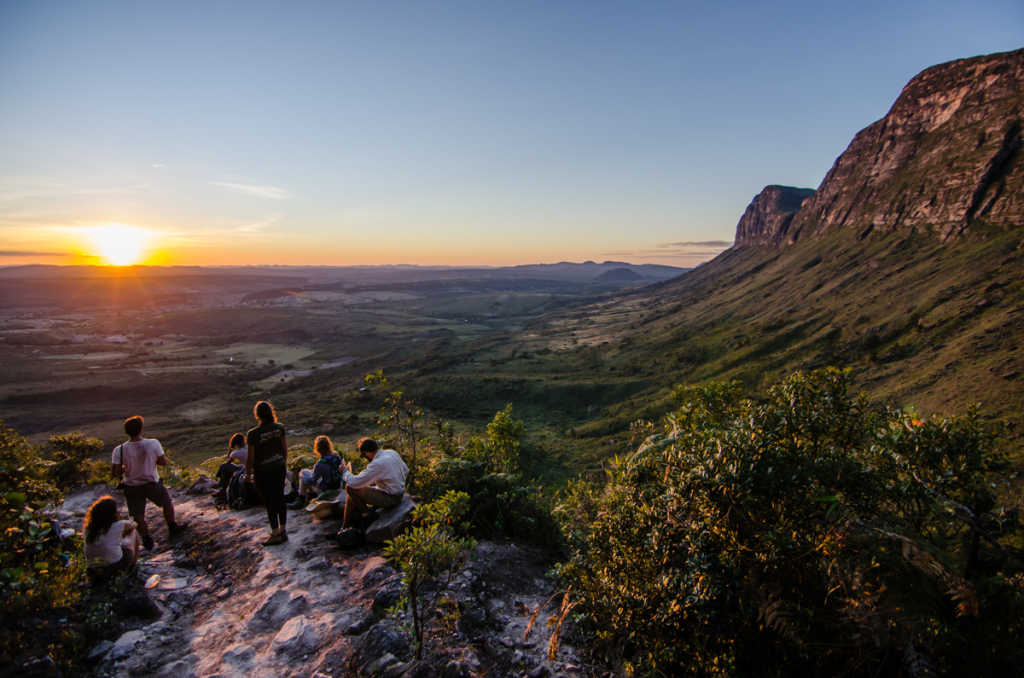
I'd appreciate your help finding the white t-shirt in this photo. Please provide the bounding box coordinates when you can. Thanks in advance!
[112,439,164,486]
[84,520,133,566]
[228,446,247,463]
[342,449,409,495]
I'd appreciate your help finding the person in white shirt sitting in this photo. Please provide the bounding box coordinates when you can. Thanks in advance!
[341,437,409,531]
[83,496,141,577]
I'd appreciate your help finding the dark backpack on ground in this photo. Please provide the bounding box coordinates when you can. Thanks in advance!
[333,528,365,550]
[228,468,263,509]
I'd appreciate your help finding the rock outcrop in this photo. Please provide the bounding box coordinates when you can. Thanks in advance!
[733,185,816,247]
[738,47,1024,247]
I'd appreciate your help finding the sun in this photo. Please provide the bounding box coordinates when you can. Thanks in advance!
[91,225,150,266]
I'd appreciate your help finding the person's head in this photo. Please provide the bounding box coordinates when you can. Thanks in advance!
[254,401,276,424]
[357,437,379,460]
[229,433,245,450]
[124,416,144,438]
[84,496,119,544]
[314,435,334,456]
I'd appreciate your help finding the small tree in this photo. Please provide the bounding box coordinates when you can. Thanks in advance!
[366,370,426,492]
[47,431,103,488]
[383,491,476,659]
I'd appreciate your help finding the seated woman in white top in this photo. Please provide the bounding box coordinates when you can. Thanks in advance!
[213,433,248,498]
[84,495,141,577]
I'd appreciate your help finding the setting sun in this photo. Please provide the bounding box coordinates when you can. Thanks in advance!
[91,224,150,266]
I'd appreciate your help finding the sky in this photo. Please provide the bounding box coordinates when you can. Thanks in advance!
[0,1,1021,268]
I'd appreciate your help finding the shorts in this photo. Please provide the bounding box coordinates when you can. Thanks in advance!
[123,481,172,517]
[362,487,404,510]
[90,546,136,578]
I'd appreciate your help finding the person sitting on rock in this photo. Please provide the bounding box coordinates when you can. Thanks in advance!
[112,415,189,550]
[288,435,343,510]
[212,433,247,500]
[341,437,409,531]
[84,495,141,577]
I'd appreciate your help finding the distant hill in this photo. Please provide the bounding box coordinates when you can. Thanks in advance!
[594,267,645,282]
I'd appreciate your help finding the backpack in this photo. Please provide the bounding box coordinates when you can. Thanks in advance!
[321,455,343,491]
[228,468,264,509]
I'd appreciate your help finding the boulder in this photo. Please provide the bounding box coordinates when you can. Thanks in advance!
[272,616,320,656]
[87,640,114,663]
[219,643,256,669]
[109,629,145,661]
[366,496,416,544]
[348,555,395,588]
[248,590,310,632]
[356,623,412,668]
[372,573,406,615]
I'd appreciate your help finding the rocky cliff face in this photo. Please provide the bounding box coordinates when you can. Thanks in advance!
[739,47,1024,246]
[733,185,816,247]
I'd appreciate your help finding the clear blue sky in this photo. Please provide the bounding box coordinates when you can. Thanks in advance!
[0,1,1020,267]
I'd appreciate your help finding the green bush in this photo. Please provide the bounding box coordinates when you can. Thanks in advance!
[419,405,560,547]
[0,421,84,621]
[557,368,1023,677]
[47,431,104,489]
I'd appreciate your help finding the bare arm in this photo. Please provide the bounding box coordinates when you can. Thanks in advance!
[122,521,137,535]
[246,444,255,477]
[111,464,123,481]
[280,434,288,464]
[155,455,168,467]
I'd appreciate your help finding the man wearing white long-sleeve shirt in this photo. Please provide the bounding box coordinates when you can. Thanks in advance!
[342,437,409,530]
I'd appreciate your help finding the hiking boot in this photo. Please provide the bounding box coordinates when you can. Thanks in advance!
[168,521,190,538]
[324,530,340,541]
[286,497,308,510]
[211,489,226,499]
[262,533,286,546]
[141,536,155,551]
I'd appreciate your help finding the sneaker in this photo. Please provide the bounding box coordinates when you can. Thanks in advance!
[324,530,340,541]
[262,533,286,546]
[286,497,308,510]
[168,521,190,538]
[141,536,155,551]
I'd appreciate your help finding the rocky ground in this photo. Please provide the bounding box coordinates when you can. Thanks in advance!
[58,483,593,678]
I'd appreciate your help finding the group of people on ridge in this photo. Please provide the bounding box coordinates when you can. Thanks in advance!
[83,400,410,576]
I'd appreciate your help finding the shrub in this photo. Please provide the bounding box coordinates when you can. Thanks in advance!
[0,421,83,621]
[420,406,560,547]
[47,432,104,489]
[557,368,1022,677]
[383,491,476,659]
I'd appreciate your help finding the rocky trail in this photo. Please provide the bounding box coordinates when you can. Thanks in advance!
[59,483,590,678]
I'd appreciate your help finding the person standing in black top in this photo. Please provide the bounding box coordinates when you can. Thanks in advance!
[245,401,289,546]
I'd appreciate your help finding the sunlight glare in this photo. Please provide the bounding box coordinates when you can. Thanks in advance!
[91,225,150,266]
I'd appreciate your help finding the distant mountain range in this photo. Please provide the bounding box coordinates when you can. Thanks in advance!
[0,261,685,284]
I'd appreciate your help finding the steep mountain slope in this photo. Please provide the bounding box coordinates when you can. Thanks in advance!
[787,48,1023,243]
[589,47,1024,454]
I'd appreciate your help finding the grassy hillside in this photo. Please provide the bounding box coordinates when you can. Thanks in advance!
[345,224,1023,481]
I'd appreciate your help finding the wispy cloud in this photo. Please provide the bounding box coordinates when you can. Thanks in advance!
[152,164,168,169]
[604,240,734,260]
[212,182,290,200]
[0,250,66,257]
[659,240,733,249]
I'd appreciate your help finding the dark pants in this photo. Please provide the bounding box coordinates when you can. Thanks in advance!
[254,466,287,531]
[216,462,242,490]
